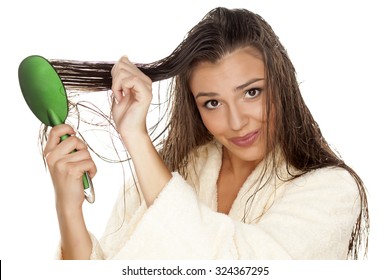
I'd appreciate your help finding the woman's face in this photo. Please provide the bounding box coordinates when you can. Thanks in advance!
[189,46,272,164]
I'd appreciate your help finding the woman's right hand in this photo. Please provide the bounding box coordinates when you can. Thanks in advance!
[43,124,97,211]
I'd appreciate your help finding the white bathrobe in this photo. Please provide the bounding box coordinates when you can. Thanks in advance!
[59,141,361,259]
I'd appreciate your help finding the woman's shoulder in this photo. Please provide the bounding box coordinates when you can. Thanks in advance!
[295,167,356,184]
[286,166,360,200]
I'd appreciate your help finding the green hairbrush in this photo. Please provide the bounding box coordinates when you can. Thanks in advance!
[18,55,95,203]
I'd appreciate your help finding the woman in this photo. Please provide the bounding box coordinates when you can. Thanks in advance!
[44,7,369,259]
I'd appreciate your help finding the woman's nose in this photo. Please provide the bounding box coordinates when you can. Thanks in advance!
[228,104,248,131]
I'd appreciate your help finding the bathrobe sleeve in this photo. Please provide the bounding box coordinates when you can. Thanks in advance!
[103,168,361,259]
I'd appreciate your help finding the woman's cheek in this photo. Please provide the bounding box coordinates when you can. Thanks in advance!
[199,110,225,137]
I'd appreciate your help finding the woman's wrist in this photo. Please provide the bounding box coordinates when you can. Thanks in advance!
[120,130,172,206]
[56,202,84,228]
[120,130,151,156]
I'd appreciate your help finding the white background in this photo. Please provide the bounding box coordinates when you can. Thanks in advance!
[1,0,389,277]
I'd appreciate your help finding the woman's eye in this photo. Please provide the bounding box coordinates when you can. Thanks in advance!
[204,99,220,109]
[245,88,262,99]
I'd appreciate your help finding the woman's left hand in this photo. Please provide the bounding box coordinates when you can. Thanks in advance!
[111,56,172,207]
[111,56,153,142]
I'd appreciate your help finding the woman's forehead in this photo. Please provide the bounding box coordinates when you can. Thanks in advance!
[189,47,266,91]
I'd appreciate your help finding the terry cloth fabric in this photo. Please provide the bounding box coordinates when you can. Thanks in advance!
[56,141,360,259]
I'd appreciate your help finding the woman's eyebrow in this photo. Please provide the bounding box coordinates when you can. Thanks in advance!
[195,92,220,99]
[195,78,264,99]
[235,78,264,91]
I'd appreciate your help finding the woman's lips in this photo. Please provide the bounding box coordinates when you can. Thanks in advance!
[229,130,260,147]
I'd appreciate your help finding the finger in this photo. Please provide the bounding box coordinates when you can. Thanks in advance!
[116,76,152,105]
[58,135,89,155]
[44,124,76,156]
[55,157,97,180]
[45,135,88,167]
[115,56,140,73]
[46,124,76,145]
[111,57,151,88]
[111,67,133,103]
[62,148,92,163]
[49,144,97,179]
[111,56,133,78]
[111,76,152,110]
[85,160,98,179]
[64,151,97,178]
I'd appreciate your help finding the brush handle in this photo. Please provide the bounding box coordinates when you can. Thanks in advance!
[48,110,95,203]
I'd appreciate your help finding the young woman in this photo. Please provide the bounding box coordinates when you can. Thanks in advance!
[43,7,369,259]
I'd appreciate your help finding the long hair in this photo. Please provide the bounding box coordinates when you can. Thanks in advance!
[47,7,368,259]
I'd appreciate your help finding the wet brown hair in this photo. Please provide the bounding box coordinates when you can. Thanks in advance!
[47,7,368,259]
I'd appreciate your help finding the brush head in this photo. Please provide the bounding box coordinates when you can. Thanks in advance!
[18,55,68,126]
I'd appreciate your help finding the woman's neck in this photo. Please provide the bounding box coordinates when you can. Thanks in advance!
[221,146,261,178]
[217,146,262,214]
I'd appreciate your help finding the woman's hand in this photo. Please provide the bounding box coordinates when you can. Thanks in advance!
[111,56,153,143]
[43,124,97,210]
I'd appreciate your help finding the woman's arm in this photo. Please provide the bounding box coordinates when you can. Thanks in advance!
[44,124,96,259]
[122,133,172,207]
[111,56,172,207]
